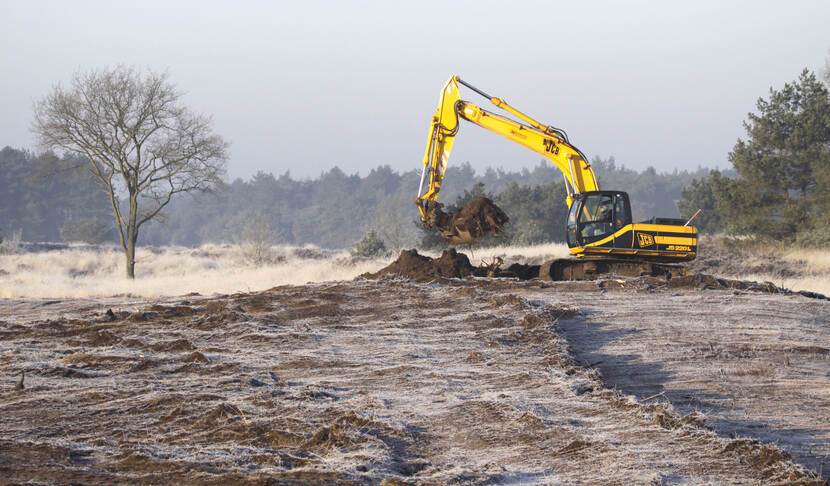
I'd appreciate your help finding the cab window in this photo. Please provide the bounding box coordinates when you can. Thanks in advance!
[614,193,630,229]
[579,194,614,240]
[566,200,580,246]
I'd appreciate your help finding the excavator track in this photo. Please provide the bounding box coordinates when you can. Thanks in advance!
[538,258,687,281]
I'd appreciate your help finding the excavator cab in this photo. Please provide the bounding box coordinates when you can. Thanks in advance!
[567,190,696,261]
[567,191,632,248]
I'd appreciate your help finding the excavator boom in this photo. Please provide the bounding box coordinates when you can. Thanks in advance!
[416,76,598,217]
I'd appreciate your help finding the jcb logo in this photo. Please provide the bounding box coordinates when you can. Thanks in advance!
[543,139,559,155]
[637,233,654,247]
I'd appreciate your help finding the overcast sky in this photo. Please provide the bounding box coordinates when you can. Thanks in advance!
[2,0,829,180]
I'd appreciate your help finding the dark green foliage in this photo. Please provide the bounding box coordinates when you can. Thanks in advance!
[676,174,723,233]
[591,157,711,222]
[495,181,569,244]
[351,229,387,258]
[0,147,111,242]
[711,69,830,243]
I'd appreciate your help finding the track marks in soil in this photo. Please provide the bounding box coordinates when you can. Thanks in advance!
[543,288,830,481]
[0,280,824,484]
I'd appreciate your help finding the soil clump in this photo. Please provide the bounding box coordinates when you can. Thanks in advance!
[453,197,509,239]
[429,197,510,245]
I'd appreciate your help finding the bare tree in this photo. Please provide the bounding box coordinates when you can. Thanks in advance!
[32,66,228,278]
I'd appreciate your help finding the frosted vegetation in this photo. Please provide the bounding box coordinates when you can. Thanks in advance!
[0,243,570,299]
[2,240,829,298]
[736,247,830,296]
[0,244,388,298]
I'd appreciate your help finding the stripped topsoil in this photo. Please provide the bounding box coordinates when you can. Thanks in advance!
[362,249,541,281]
[1,279,827,484]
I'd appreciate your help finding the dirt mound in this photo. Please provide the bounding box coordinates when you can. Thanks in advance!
[366,249,434,281]
[434,248,476,278]
[364,249,477,282]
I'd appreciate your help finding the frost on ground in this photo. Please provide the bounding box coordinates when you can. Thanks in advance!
[535,286,830,478]
[0,279,824,484]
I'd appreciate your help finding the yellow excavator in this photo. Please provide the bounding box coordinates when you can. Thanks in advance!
[415,75,697,275]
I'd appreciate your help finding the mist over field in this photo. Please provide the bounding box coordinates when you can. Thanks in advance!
[0,244,385,298]
[2,240,829,301]
[0,243,574,299]
[0,146,711,250]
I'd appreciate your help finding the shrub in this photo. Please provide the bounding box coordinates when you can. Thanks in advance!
[351,229,387,258]
[235,217,278,266]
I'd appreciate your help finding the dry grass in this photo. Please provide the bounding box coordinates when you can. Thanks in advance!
[2,239,827,298]
[0,243,571,299]
[772,248,830,295]
[0,244,392,298]
[692,235,830,295]
[782,247,830,272]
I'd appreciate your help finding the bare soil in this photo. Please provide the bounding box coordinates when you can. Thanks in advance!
[1,274,827,484]
[523,284,830,480]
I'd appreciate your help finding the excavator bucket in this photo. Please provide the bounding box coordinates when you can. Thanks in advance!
[440,224,475,246]
[426,197,509,245]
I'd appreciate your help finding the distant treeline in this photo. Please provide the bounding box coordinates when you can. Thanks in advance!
[1,145,712,249]
[0,147,112,243]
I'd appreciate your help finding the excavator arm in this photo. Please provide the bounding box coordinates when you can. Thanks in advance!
[415,75,599,226]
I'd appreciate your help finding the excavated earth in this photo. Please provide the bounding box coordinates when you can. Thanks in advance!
[1,251,829,484]
[364,249,827,299]
[362,248,540,282]
[449,197,510,240]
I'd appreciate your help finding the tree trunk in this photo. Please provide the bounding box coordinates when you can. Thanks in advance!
[125,236,136,279]
[125,193,138,279]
